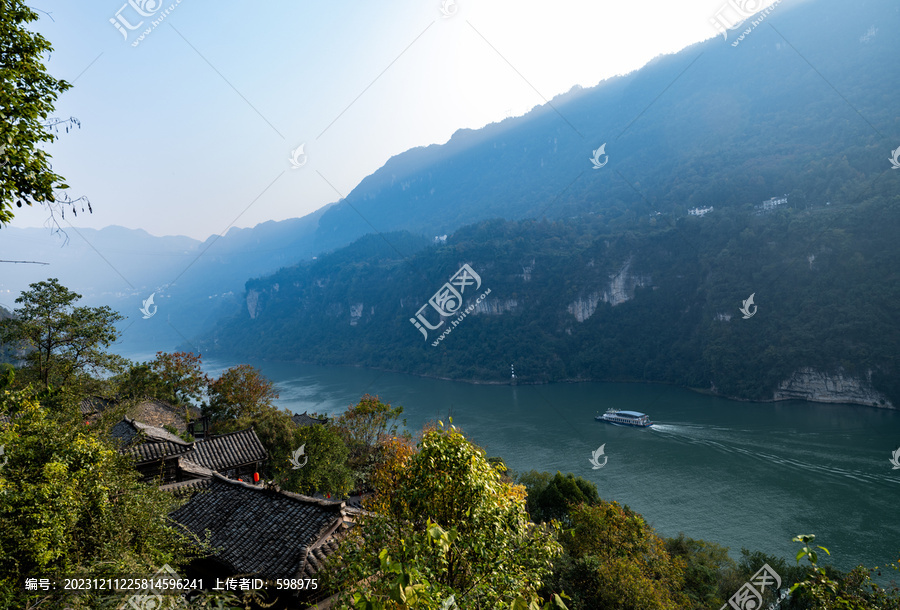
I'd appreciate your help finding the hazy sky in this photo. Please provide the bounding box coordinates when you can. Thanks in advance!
[13,0,777,240]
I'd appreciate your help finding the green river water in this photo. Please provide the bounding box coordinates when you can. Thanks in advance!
[203,359,900,574]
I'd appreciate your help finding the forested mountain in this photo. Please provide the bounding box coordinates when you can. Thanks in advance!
[199,192,900,406]
[305,0,897,245]
[197,0,900,406]
[7,0,896,362]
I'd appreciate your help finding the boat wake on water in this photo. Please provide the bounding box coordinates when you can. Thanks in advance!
[649,422,899,487]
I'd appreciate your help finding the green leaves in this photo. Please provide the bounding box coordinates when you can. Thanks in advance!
[206,363,275,420]
[0,393,200,606]
[0,279,124,397]
[0,1,78,225]
[150,351,210,407]
[325,426,567,608]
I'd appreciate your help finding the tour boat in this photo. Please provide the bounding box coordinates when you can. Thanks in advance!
[596,408,653,427]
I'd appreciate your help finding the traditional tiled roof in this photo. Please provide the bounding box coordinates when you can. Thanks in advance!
[302,538,341,578]
[169,474,346,580]
[79,396,114,416]
[111,417,192,463]
[177,456,217,479]
[159,477,214,498]
[292,411,328,427]
[187,428,267,472]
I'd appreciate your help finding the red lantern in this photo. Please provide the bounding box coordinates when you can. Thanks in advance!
[238,478,243,482]
[253,472,259,482]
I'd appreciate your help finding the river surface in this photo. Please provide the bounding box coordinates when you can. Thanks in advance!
[198,358,900,574]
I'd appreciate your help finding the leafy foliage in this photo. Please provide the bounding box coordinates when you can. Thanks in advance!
[0,1,86,225]
[325,423,567,608]
[213,400,354,497]
[665,534,737,609]
[0,278,125,399]
[0,390,200,608]
[521,471,600,526]
[150,351,209,407]
[334,393,407,486]
[551,501,690,610]
[202,191,900,407]
[206,363,276,421]
[113,361,170,402]
[789,534,900,609]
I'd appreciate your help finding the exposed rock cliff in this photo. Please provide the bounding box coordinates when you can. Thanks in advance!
[567,258,651,322]
[774,367,893,408]
[246,289,261,320]
[475,298,518,315]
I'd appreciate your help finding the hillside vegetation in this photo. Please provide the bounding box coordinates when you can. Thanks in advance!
[199,192,900,405]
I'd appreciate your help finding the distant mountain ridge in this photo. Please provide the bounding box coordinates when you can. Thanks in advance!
[3,0,897,365]
[0,209,329,355]
[195,0,900,405]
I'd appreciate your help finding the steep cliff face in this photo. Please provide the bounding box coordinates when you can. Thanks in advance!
[774,367,894,408]
[246,289,261,320]
[474,298,518,315]
[567,258,652,322]
[568,293,602,323]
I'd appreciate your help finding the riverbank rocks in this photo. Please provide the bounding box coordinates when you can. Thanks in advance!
[774,367,893,409]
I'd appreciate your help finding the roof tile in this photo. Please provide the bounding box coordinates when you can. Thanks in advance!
[169,474,345,580]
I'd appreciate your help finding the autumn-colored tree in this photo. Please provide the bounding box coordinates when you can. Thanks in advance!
[149,351,209,406]
[325,422,568,608]
[334,394,407,486]
[336,394,405,449]
[206,363,277,422]
[362,435,416,515]
[551,501,689,610]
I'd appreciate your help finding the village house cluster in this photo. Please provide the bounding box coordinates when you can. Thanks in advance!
[84,398,354,608]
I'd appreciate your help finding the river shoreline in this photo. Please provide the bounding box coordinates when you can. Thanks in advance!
[240,358,898,412]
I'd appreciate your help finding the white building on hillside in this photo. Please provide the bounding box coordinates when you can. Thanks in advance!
[760,195,788,211]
